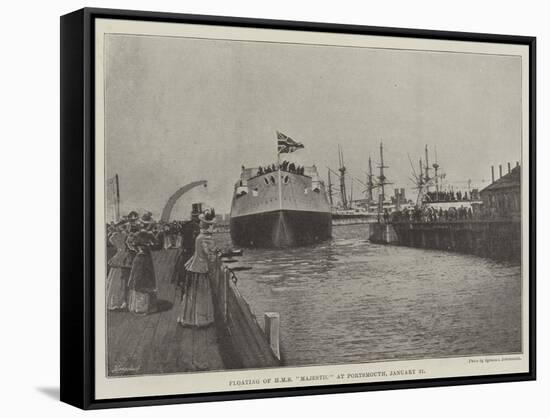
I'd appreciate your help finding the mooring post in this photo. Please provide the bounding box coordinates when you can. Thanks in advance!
[264,312,281,360]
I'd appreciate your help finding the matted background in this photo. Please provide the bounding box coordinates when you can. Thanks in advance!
[0,0,546,416]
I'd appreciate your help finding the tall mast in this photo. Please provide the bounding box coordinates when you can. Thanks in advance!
[424,144,430,192]
[417,158,424,205]
[115,173,120,222]
[432,146,440,196]
[338,145,348,209]
[327,169,333,206]
[350,178,354,209]
[277,135,283,211]
[367,155,374,205]
[378,142,388,205]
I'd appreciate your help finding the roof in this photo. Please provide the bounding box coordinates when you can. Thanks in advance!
[480,166,520,193]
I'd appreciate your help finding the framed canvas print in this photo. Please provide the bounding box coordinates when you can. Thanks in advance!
[60,7,536,409]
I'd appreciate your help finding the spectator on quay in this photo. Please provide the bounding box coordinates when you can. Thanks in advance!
[176,208,217,328]
[106,220,135,311]
[127,228,162,315]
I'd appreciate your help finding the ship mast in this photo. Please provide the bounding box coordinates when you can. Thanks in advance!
[432,146,440,197]
[327,169,333,206]
[350,178,354,209]
[338,145,348,209]
[377,142,391,212]
[277,137,283,211]
[114,173,120,222]
[367,155,374,206]
[416,158,424,206]
[424,144,431,192]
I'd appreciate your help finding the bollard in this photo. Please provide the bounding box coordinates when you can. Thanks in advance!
[264,312,281,360]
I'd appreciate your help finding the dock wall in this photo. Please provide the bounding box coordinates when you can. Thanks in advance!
[396,220,521,261]
[332,216,377,226]
[368,223,399,244]
[210,256,282,369]
[370,220,521,262]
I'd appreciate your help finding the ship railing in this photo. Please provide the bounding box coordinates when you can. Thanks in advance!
[246,168,312,181]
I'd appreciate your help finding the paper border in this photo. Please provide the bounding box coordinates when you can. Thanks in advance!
[93,18,530,400]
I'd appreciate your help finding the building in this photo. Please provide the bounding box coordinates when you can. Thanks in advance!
[480,165,521,219]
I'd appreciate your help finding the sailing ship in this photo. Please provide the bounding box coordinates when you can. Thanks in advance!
[328,142,404,222]
[409,144,482,210]
[229,132,332,247]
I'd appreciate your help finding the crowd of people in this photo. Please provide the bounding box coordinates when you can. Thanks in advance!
[389,205,475,223]
[256,160,306,176]
[106,211,164,314]
[107,214,204,253]
[106,208,219,329]
[423,190,477,203]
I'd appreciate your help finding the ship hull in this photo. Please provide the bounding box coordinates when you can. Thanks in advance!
[230,210,332,248]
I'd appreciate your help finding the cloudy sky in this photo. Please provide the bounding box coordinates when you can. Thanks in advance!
[105,34,522,218]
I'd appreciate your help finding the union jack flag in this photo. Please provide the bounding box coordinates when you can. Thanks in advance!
[277,131,304,154]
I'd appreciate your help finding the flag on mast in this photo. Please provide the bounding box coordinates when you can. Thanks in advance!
[277,131,304,154]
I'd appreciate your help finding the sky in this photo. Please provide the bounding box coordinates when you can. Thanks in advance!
[104,34,522,218]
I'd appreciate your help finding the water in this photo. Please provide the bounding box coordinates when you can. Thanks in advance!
[216,224,522,366]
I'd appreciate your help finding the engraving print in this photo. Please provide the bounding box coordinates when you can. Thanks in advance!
[103,33,523,378]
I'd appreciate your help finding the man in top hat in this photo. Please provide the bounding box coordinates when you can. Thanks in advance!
[127,211,139,222]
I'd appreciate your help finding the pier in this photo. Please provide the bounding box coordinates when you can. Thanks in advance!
[331,213,378,226]
[369,220,521,262]
[107,249,281,376]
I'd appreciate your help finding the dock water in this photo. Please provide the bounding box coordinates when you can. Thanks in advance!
[107,249,280,376]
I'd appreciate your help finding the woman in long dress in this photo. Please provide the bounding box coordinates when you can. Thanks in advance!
[106,224,134,311]
[177,209,217,327]
[127,228,159,315]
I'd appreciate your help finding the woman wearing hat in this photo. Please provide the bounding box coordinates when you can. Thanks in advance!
[106,221,135,311]
[127,229,160,314]
[177,208,217,327]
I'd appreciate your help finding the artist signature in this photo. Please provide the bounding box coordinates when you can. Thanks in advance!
[112,364,140,374]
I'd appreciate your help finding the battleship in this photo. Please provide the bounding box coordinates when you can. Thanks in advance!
[230,133,332,247]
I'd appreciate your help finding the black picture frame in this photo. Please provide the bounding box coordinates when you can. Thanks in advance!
[60,7,536,410]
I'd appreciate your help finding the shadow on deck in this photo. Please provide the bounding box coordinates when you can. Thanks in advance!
[107,250,225,376]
